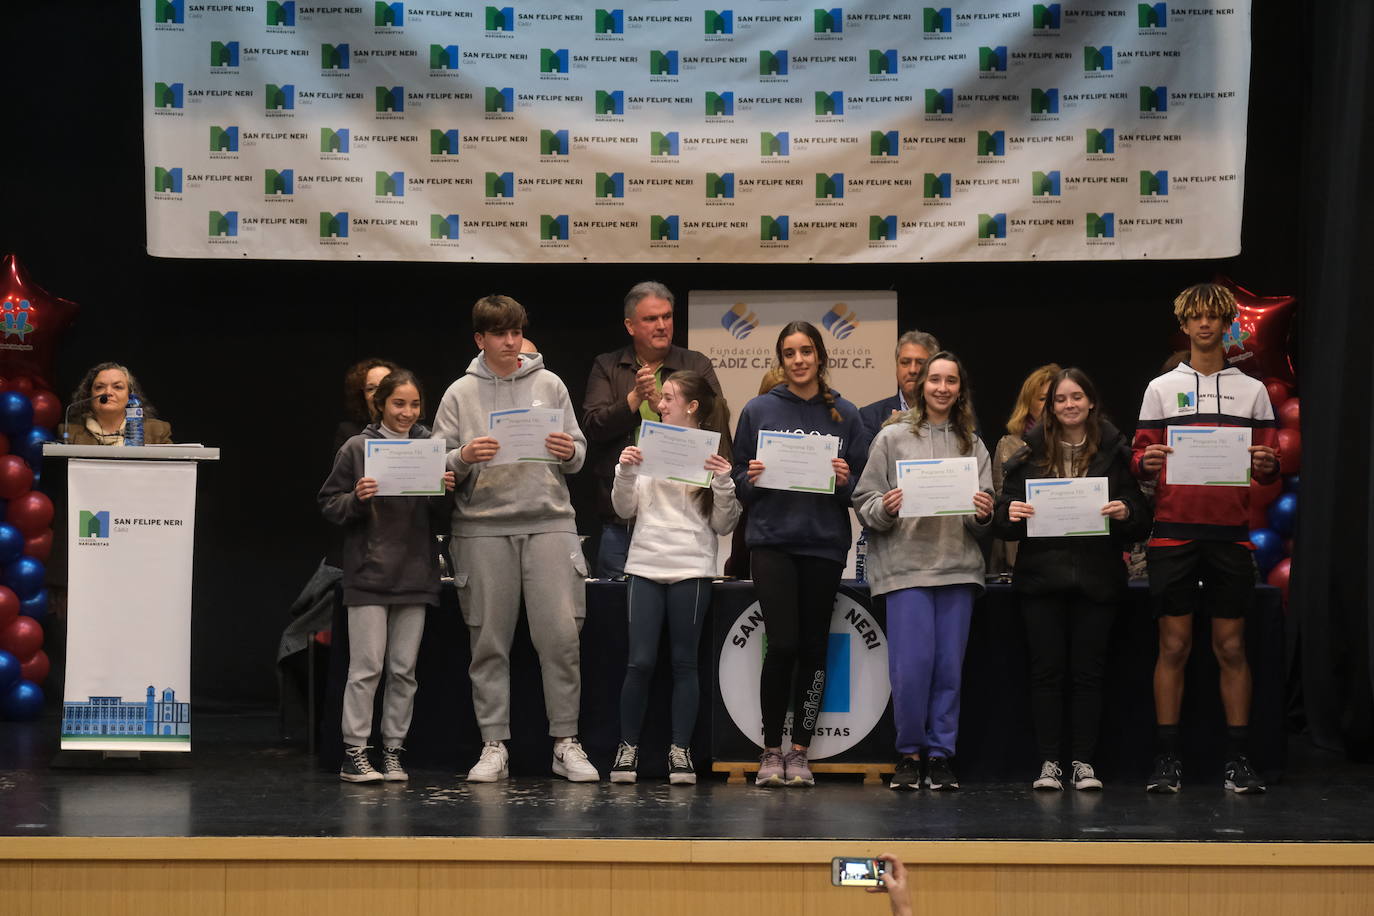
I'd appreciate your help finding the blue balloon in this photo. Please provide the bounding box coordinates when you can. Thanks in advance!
[3,556,45,600]
[0,524,23,564]
[0,392,34,437]
[1268,493,1298,539]
[0,650,19,691]
[1250,528,1283,575]
[1284,474,1300,494]
[17,426,53,467]
[19,589,48,623]
[2,679,44,721]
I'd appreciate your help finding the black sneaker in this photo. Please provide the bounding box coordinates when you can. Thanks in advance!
[1224,754,1267,794]
[890,756,921,791]
[925,756,959,791]
[1146,754,1182,793]
[668,744,696,785]
[380,745,408,782]
[340,745,383,783]
[610,741,638,784]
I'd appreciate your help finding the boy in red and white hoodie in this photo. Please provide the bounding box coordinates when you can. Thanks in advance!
[1132,283,1280,795]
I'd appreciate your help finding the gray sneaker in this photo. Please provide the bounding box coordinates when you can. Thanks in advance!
[755,749,785,787]
[783,747,815,787]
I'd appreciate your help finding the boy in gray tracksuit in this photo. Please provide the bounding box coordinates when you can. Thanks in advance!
[431,295,600,782]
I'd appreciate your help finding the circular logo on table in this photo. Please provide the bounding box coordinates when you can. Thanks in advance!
[718,591,889,759]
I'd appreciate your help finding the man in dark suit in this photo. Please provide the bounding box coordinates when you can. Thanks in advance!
[858,329,940,440]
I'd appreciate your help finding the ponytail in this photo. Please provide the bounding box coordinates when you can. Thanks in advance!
[817,376,842,424]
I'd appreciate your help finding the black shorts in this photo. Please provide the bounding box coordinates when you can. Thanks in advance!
[1147,541,1257,620]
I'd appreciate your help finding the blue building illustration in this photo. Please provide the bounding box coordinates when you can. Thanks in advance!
[62,686,191,738]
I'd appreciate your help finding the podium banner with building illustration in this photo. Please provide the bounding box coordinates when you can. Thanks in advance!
[62,460,198,752]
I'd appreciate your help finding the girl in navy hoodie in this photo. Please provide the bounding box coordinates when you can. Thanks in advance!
[732,320,870,787]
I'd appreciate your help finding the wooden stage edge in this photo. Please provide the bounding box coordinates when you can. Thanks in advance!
[3,836,1374,866]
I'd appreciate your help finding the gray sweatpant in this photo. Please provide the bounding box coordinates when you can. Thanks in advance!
[342,603,426,747]
[451,532,587,741]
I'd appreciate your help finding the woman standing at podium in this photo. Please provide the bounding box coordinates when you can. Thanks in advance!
[58,362,172,445]
[319,368,455,784]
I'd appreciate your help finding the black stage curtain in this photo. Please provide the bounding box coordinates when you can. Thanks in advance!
[1295,0,1374,757]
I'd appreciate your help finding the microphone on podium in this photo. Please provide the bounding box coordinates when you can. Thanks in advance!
[62,394,110,443]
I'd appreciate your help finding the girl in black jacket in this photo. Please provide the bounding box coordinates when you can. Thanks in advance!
[993,368,1151,791]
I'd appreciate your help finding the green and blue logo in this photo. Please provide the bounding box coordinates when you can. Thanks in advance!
[869,49,897,75]
[541,48,569,73]
[923,172,951,198]
[980,46,1007,72]
[596,9,624,33]
[1031,87,1059,114]
[650,215,680,241]
[978,130,1005,156]
[706,91,734,116]
[815,8,842,33]
[1140,170,1168,195]
[704,9,733,34]
[869,215,897,241]
[1085,45,1113,71]
[650,50,679,75]
[1086,212,1114,238]
[322,43,349,69]
[759,50,788,75]
[377,86,404,112]
[1,301,35,342]
[431,215,460,240]
[265,84,295,110]
[541,214,569,240]
[596,172,624,198]
[925,88,953,114]
[320,211,349,238]
[375,171,404,196]
[540,129,569,155]
[923,7,951,32]
[431,44,459,70]
[211,41,239,67]
[816,172,844,199]
[209,211,238,237]
[761,131,789,156]
[79,510,110,538]
[155,1,184,24]
[486,87,514,112]
[650,131,679,156]
[1032,3,1060,29]
[265,169,293,195]
[210,125,239,151]
[154,82,183,109]
[978,213,1007,239]
[815,91,843,116]
[1139,2,1167,27]
[320,128,349,153]
[431,129,459,155]
[761,215,789,241]
[1032,170,1060,196]
[486,6,513,30]
[486,172,514,197]
[870,130,898,156]
[1086,128,1114,154]
[1140,85,1168,112]
[706,172,734,198]
[266,1,295,26]
[596,90,624,114]
[154,167,183,193]
[375,2,404,26]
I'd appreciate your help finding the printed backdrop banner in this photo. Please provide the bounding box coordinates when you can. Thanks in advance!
[62,460,197,752]
[689,288,894,575]
[143,1,1250,262]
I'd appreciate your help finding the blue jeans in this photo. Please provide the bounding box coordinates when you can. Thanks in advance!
[596,522,631,579]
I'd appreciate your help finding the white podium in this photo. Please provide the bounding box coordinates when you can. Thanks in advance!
[42,444,219,754]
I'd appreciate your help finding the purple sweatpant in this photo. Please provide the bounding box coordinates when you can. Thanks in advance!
[885,584,975,757]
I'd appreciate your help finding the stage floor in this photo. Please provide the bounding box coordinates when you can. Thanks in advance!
[1,713,1372,843]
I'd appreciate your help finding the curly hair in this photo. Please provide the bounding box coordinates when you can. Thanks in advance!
[899,350,978,456]
[342,357,398,423]
[67,362,157,424]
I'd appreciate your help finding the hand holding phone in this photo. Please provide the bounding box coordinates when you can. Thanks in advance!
[831,856,887,887]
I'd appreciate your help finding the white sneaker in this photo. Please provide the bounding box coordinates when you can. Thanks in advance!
[466,741,509,783]
[552,737,600,782]
[1033,760,1063,791]
[1072,760,1103,791]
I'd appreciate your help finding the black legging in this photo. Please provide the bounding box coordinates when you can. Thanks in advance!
[751,548,844,749]
[1021,593,1118,762]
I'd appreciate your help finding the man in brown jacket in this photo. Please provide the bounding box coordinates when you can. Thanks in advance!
[581,281,720,577]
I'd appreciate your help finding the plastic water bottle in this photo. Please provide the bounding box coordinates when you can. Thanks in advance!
[854,531,868,583]
[124,394,145,446]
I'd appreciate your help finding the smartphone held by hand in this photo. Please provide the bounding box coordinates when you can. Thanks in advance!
[831,856,888,887]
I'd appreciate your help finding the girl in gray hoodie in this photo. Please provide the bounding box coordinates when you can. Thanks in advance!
[853,351,993,792]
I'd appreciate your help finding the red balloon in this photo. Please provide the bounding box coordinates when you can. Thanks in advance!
[0,255,80,391]
[1276,428,1302,476]
[0,455,33,500]
[1266,558,1291,605]
[1264,379,1291,410]
[19,648,48,685]
[22,530,51,563]
[1278,397,1300,430]
[0,615,42,659]
[8,377,33,397]
[0,585,17,630]
[1249,477,1283,530]
[6,491,53,536]
[29,390,61,430]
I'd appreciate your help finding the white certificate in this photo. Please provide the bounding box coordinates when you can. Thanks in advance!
[755,430,838,494]
[363,438,447,496]
[637,421,721,488]
[487,407,565,466]
[896,457,979,518]
[1025,477,1111,538]
[1165,425,1251,487]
